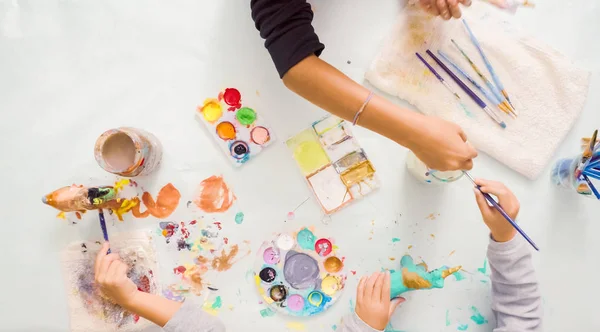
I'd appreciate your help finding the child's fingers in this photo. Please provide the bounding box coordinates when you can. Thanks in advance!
[364,273,379,301]
[372,272,385,303]
[356,276,366,304]
[388,297,406,319]
[99,253,120,277]
[105,259,122,282]
[459,0,472,6]
[382,271,391,303]
[115,261,129,282]
[478,182,516,207]
[94,242,110,277]
[473,188,493,217]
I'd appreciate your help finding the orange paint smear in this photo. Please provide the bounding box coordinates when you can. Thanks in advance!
[132,183,181,219]
[210,245,239,272]
[194,176,235,213]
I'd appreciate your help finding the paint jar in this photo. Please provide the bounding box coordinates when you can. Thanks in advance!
[95,127,162,177]
[405,151,463,184]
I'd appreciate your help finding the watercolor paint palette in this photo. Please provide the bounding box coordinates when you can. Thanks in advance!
[254,227,346,317]
[196,88,275,166]
[286,116,379,214]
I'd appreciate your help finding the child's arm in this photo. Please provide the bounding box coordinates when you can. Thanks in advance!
[94,243,225,332]
[473,179,543,331]
[337,272,404,332]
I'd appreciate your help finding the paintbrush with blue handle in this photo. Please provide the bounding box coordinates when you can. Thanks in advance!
[98,209,111,254]
[463,171,539,251]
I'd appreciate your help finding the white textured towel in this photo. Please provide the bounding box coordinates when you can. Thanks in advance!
[366,2,591,179]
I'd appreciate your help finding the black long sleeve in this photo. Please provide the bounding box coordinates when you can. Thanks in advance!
[250,0,325,78]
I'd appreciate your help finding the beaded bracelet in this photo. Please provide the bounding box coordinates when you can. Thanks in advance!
[351,91,374,126]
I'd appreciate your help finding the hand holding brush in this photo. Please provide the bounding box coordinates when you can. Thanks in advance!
[467,175,539,250]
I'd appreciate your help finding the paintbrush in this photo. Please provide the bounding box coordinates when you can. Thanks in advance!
[450,40,516,118]
[416,52,475,118]
[463,171,539,251]
[580,174,600,199]
[583,168,600,180]
[437,50,512,115]
[425,50,507,129]
[587,158,600,170]
[416,52,463,101]
[581,137,600,150]
[462,20,517,112]
[99,209,111,254]
[575,129,598,178]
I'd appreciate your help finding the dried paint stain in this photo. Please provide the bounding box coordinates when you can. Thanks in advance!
[194,176,235,213]
[235,212,244,224]
[470,306,488,325]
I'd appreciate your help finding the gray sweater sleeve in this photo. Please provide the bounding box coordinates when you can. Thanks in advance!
[337,312,382,332]
[163,300,226,332]
[488,234,543,331]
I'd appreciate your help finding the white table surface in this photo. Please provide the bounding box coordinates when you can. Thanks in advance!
[1,0,599,331]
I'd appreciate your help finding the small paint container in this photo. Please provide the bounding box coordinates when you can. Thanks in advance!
[94,127,163,177]
[405,151,463,184]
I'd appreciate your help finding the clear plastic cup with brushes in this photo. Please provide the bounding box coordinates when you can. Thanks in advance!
[550,155,595,197]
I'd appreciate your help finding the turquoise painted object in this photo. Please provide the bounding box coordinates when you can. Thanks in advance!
[389,255,461,299]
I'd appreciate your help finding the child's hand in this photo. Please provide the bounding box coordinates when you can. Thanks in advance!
[94,242,138,307]
[418,0,472,20]
[355,272,405,330]
[473,179,519,242]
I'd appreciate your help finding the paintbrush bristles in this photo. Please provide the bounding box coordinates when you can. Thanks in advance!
[442,266,462,279]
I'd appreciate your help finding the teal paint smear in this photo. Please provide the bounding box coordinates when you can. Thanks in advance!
[211,296,222,309]
[332,325,337,331]
[477,258,488,274]
[453,271,466,281]
[259,307,276,317]
[457,323,469,331]
[391,237,401,243]
[235,212,244,224]
[470,306,488,325]
[297,228,317,250]
[446,309,451,326]
[459,103,475,118]
[349,299,355,311]
[384,322,406,332]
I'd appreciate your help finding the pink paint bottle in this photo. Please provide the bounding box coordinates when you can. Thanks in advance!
[94,127,162,177]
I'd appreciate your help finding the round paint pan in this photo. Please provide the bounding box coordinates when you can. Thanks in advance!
[229,141,249,160]
[216,121,236,140]
[250,126,271,145]
[253,227,346,317]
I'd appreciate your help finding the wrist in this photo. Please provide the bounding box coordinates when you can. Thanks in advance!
[490,228,517,243]
[387,107,424,148]
[119,289,142,311]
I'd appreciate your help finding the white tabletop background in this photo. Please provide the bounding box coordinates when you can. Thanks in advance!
[1,0,598,331]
